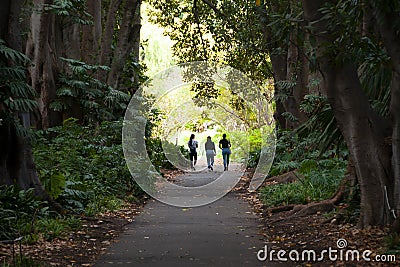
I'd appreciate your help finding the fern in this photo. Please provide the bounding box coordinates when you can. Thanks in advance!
[282,111,298,122]
[4,98,37,112]
[44,0,93,25]
[53,58,129,123]
[0,39,37,123]
[0,40,30,63]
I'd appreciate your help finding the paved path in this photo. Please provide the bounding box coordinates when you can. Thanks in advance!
[95,167,272,267]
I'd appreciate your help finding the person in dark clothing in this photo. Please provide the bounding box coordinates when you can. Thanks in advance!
[188,134,198,170]
[219,133,231,171]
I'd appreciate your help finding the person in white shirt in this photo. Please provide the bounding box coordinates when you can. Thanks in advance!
[204,136,216,171]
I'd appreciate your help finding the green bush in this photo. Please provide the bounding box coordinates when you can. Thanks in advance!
[0,185,84,244]
[260,158,346,207]
[32,119,143,213]
[0,186,49,240]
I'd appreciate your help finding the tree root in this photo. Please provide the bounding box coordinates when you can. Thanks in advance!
[265,170,301,184]
[268,176,349,223]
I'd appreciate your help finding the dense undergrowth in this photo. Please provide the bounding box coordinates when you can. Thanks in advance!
[258,130,348,207]
[33,119,141,215]
[0,119,177,248]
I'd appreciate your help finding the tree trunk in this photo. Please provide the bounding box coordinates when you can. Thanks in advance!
[107,0,141,89]
[0,0,54,203]
[26,0,62,129]
[82,0,102,64]
[4,0,24,52]
[98,0,123,81]
[258,2,308,129]
[257,4,288,130]
[284,27,308,128]
[302,0,393,227]
[63,23,81,60]
[372,1,400,227]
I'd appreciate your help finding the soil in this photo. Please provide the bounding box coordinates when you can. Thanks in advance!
[1,168,398,266]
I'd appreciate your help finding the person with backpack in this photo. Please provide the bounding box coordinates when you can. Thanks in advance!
[219,133,231,171]
[188,134,198,170]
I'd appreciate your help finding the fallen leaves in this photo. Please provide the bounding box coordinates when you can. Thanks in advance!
[233,169,397,266]
[0,201,143,266]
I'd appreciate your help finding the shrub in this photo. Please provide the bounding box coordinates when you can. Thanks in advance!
[0,186,49,240]
[260,158,346,207]
[0,185,82,243]
[32,119,143,214]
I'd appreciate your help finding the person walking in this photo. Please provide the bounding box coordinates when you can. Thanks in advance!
[188,134,198,170]
[219,133,231,171]
[205,136,216,171]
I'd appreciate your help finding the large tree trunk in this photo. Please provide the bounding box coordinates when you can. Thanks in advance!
[373,1,400,227]
[324,63,391,227]
[107,0,141,89]
[0,0,54,202]
[98,0,123,81]
[82,0,102,64]
[26,0,62,129]
[302,0,393,227]
[258,2,309,129]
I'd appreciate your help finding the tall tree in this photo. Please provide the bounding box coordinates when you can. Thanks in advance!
[0,0,52,200]
[26,0,62,129]
[258,0,310,129]
[372,0,400,229]
[301,0,399,228]
[26,0,142,128]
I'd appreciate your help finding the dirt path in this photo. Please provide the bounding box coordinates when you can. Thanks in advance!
[95,167,277,267]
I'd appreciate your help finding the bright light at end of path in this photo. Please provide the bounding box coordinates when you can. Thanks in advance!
[122,61,276,207]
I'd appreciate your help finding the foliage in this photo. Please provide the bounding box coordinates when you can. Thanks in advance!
[145,138,187,171]
[259,109,348,207]
[141,3,175,76]
[44,0,92,25]
[0,39,37,126]
[51,58,130,123]
[384,233,400,256]
[297,94,343,154]
[0,186,48,240]
[0,185,80,245]
[32,119,143,213]
[1,257,43,267]
[267,130,314,177]
[260,157,346,207]
[147,0,271,82]
[121,51,149,93]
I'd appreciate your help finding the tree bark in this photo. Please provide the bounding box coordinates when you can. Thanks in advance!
[63,23,81,60]
[99,0,123,77]
[257,3,288,129]
[5,0,24,52]
[26,0,62,129]
[372,1,400,227]
[0,0,54,203]
[258,2,308,129]
[82,0,102,64]
[285,26,308,128]
[302,0,393,227]
[107,0,141,89]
